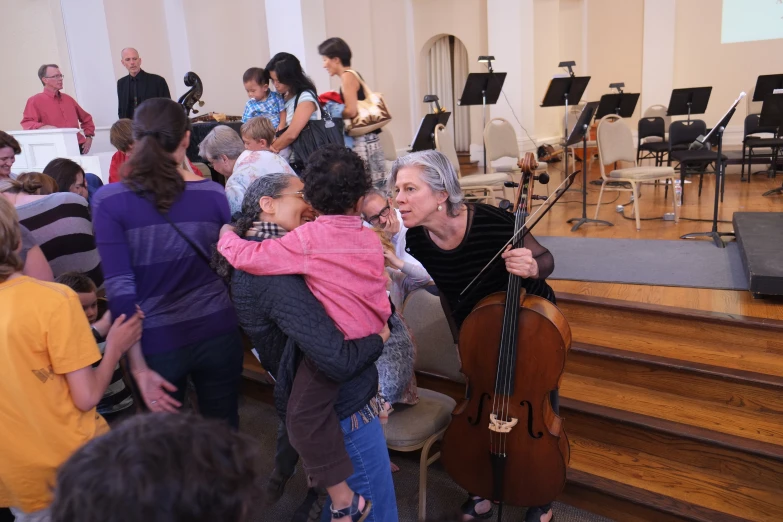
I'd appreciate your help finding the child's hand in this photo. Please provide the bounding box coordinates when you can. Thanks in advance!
[383,249,404,270]
[93,310,112,338]
[105,309,144,356]
[379,323,391,343]
[220,224,236,239]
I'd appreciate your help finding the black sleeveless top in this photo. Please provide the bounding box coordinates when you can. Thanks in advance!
[405,204,556,329]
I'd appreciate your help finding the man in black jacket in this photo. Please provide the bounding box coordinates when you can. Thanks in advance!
[117,48,171,119]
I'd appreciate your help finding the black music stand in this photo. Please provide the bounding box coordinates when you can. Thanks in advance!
[541,75,591,194]
[459,72,506,172]
[595,92,640,119]
[752,74,783,104]
[760,94,783,196]
[565,102,611,231]
[667,87,712,122]
[680,93,743,248]
[410,112,451,152]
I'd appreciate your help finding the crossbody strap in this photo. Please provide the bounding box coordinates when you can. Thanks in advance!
[158,211,212,266]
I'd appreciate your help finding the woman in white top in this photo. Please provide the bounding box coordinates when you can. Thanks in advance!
[266,53,320,167]
[197,125,295,215]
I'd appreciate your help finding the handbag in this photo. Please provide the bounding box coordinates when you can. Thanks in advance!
[290,90,345,167]
[342,70,392,137]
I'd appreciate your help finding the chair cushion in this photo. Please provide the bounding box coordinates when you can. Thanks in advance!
[746,137,783,148]
[609,166,675,180]
[384,388,456,448]
[639,141,669,152]
[670,150,727,163]
[459,173,510,187]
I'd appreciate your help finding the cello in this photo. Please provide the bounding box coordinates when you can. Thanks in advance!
[440,153,572,515]
[177,71,205,117]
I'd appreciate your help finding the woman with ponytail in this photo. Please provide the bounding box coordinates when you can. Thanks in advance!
[92,98,242,428]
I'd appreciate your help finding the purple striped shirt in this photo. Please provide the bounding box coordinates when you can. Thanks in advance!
[92,180,237,355]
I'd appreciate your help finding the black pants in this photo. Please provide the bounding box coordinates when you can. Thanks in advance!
[145,330,244,429]
[276,421,299,477]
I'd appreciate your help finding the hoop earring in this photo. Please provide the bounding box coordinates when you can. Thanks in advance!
[437,204,443,211]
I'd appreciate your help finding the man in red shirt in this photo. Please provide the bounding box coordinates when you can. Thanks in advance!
[21,64,96,154]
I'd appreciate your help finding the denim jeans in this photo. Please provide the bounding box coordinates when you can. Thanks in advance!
[145,330,243,429]
[320,415,398,522]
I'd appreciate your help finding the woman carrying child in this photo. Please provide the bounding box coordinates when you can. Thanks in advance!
[218,147,397,521]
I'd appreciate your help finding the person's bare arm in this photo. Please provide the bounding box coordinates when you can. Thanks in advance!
[22,245,54,281]
[65,312,142,411]
[340,72,361,119]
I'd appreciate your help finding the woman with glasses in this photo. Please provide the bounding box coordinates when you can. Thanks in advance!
[361,188,432,309]
[92,98,242,428]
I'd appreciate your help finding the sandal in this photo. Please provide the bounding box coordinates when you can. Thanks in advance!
[461,496,493,520]
[524,504,554,522]
[330,492,371,521]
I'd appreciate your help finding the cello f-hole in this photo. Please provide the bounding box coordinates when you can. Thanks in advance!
[468,393,492,426]
[520,400,544,439]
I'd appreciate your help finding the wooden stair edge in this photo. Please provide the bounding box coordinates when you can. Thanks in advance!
[571,342,783,390]
[560,397,783,462]
[566,468,749,522]
[555,291,783,331]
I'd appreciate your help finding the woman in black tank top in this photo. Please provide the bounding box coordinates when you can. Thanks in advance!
[318,37,387,190]
[388,150,557,522]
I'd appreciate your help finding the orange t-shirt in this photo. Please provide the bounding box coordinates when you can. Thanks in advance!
[0,276,109,512]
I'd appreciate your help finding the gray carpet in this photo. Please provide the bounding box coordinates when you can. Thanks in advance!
[540,236,747,290]
[238,395,613,522]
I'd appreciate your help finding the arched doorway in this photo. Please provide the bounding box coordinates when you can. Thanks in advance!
[425,35,471,153]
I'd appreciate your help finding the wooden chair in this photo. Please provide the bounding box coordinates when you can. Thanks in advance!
[595,115,677,230]
[434,123,511,205]
[385,287,462,521]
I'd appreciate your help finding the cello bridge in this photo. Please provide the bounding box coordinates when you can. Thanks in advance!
[488,413,518,433]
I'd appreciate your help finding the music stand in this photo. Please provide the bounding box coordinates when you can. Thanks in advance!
[760,93,783,196]
[752,74,783,103]
[680,92,744,248]
[541,75,591,195]
[459,72,506,172]
[410,112,451,152]
[667,87,712,122]
[595,92,640,119]
[565,102,611,231]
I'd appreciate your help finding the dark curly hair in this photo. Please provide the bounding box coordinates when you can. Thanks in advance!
[300,144,371,215]
[122,98,190,212]
[50,414,264,522]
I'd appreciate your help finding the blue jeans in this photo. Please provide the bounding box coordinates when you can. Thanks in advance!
[321,415,398,522]
[144,330,244,429]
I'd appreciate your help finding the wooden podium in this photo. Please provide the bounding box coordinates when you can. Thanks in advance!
[8,128,105,183]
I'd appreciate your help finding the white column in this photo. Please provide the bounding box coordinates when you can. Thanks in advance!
[59,0,117,127]
[163,0,192,100]
[641,0,676,112]
[264,0,330,95]
[487,0,536,151]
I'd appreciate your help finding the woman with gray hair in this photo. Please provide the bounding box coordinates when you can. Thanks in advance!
[198,125,294,215]
[388,149,557,522]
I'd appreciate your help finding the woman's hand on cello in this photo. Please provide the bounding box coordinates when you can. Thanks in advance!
[502,246,539,279]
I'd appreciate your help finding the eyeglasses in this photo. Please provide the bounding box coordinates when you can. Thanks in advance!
[274,190,305,199]
[44,74,65,80]
[364,204,391,226]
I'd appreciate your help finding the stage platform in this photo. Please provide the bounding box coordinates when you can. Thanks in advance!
[734,212,783,297]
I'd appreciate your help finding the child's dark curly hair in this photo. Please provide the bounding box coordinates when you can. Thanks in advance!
[300,145,371,215]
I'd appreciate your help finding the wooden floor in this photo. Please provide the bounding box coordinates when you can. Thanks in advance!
[463,157,783,320]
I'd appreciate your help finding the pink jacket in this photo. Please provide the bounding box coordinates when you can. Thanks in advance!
[218,215,390,339]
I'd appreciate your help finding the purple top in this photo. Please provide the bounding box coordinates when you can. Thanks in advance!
[92,180,237,355]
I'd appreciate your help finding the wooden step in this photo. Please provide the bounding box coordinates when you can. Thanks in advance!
[562,404,783,521]
[457,151,477,166]
[567,344,783,424]
[556,292,783,378]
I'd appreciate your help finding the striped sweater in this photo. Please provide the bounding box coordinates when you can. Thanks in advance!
[15,193,103,286]
[92,180,237,356]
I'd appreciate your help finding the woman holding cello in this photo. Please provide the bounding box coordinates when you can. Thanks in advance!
[388,150,563,522]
